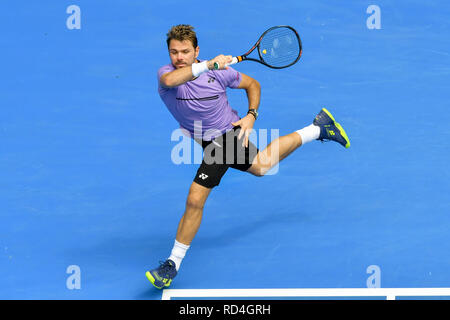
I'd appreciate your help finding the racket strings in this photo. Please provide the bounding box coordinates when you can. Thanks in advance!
[259,27,300,68]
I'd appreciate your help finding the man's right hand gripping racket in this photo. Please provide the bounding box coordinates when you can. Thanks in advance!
[213,25,302,70]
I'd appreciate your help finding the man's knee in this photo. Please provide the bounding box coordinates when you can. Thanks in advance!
[247,152,274,177]
[186,194,205,211]
[185,183,211,211]
[247,163,267,177]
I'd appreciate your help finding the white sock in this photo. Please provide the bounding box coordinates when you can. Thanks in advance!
[296,123,320,145]
[168,240,190,271]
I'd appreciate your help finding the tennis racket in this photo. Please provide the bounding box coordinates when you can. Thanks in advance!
[214,25,302,70]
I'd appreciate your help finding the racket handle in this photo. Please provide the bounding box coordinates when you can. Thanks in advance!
[213,56,239,70]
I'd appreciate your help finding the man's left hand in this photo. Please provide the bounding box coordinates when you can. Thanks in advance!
[231,114,256,148]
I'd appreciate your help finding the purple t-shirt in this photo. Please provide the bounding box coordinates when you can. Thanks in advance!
[157,61,242,141]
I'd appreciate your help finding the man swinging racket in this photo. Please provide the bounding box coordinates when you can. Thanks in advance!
[146,24,350,289]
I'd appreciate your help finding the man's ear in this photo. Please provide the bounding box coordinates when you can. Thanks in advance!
[195,46,200,59]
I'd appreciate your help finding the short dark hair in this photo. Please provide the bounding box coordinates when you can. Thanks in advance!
[166,24,198,48]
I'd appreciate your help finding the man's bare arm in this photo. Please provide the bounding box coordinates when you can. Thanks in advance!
[160,55,233,88]
[160,66,197,88]
[237,73,261,111]
[231,73,261,147]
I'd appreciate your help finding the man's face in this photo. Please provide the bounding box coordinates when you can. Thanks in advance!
[168,39,199,69]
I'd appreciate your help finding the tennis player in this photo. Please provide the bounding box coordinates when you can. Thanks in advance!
[146,25,350,289]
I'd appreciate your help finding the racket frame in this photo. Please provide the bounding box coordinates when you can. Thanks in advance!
[215,25,302,70]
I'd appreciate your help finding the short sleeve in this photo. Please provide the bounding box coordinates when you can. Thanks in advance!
[157,64,175,81]
[157,64,176,94]
[213,66,242,89]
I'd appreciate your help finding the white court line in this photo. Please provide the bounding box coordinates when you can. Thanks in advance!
[162,288,450,300]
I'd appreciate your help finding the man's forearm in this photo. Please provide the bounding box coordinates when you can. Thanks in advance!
[160,66,196,88]
[245,81,261,110]
[160,60,220,88]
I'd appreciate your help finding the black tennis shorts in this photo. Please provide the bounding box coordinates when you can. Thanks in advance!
[193,126,259,189]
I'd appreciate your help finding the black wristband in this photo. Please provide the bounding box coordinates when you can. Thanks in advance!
[247,109,258,120]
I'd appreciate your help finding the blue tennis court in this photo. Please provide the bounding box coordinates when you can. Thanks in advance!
[1,0,449,300]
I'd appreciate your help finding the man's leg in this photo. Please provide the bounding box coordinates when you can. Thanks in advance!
[247,108,350,176]
[175,181,212,245]
[164,182,211,273]
[146,181,212,289]
[247,131,305,176]
[146,142,229,289]
[168,181,212,270]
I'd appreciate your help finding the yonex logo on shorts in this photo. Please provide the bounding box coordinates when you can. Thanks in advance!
[198,173,209,180]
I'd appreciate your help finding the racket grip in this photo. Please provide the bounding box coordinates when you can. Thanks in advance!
[213,56,239,70]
